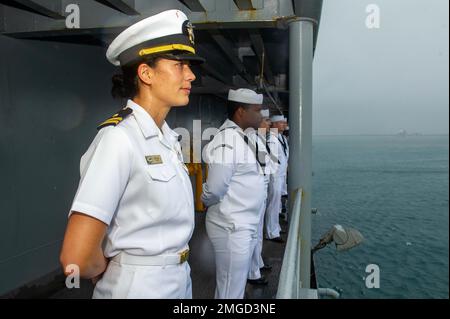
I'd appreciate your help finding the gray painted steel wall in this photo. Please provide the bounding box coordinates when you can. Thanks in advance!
[0,35,227,294]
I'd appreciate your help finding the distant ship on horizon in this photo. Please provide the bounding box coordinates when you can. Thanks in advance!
[396,129,423,136]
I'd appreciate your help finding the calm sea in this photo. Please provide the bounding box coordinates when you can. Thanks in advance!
[311,135,449,299]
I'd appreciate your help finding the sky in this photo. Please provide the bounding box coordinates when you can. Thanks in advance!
[313,0,449,135]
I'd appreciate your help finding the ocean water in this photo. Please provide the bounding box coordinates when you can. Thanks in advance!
[311,135,449,299]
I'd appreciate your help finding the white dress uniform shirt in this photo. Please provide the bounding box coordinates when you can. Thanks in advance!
[278,133,289,196]
[202,119,266,231]
[202,119,266,299]
[276,133,289,177]
[264,131,285,239]
[247,129,270,185]
[70,100,194,257]
[246,129,270,280]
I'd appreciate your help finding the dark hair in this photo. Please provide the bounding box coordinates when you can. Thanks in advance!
[111,56,162,99]
[227,101,253,120]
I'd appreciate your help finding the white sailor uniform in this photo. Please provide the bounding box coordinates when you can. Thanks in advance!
[264,130,286,239]
[202,119,266,299]
[70,100,195,298]
[247,128,272,281]
[278,133,289,196]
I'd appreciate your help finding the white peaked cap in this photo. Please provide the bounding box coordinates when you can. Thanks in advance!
[270,115,285,122]
[260,109,270,118]
[228,88,263,105]
[106,9,204,66]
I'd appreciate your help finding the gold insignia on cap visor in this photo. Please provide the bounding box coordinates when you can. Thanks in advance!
[139,44,195,57]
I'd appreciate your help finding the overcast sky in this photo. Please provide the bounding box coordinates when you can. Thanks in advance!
[313,0,449,135]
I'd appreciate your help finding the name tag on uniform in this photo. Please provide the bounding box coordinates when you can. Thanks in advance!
[146,155,163,165]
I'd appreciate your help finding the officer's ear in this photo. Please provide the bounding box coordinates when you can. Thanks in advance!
[137,63,154,85]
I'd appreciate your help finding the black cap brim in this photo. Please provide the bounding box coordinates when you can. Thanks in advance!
[163,52,205,65]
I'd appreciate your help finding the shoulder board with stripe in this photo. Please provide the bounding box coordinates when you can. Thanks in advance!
[97,107,133,130]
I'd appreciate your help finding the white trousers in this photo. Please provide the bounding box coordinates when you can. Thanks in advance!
[248,198,267,280]
[206,221,257,299]
[92,259,192,299]
[265,175,284,239]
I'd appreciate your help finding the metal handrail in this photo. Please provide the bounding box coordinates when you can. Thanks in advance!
[276,188,303,298]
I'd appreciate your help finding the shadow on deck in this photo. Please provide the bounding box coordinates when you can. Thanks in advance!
[23,212,288,299]
[189,212,288,299]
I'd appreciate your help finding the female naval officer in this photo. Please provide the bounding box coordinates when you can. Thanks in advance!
[60,9,204,299]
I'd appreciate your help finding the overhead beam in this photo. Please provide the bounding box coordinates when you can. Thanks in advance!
[208,30,253,84]
[94,0,139,16]
[0,0,300,34]
[233,0,257,11]
[0,0,64,19]
[178,0,206,12]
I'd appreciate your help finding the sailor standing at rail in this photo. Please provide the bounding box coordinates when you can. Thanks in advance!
[247,109,278,285]
[201,88,265,299]
[279,117,290,219]
[264,115,288,243]
[280,118,289,195]
[60,9,204,299]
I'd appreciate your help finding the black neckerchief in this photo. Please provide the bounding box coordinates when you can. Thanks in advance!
[265,134,281,164]
[218,127,266,174]
[278,134,287,156]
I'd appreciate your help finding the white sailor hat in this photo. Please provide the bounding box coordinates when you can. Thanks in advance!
[106,9,205,67]
[270,115,285,122]
[260,109,270,118]
[228,88,263,105]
